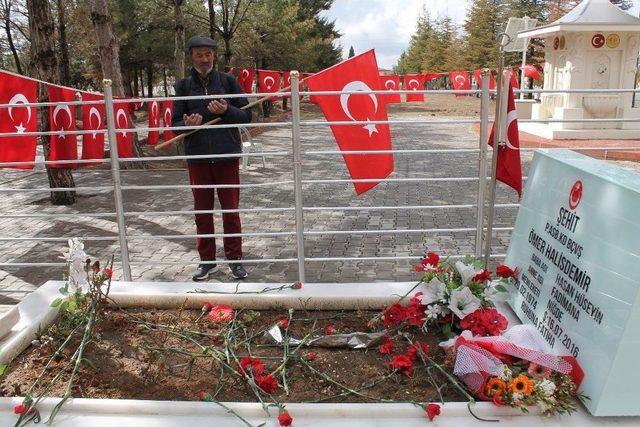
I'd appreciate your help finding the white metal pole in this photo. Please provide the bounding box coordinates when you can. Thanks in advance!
[290,71,306,282]
[520,38,528,101]
[103,79,132,281]
[475,69,490,258]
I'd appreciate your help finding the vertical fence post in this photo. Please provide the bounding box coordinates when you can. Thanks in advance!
[290,71,306,282]
[475,70,490,258]
[103,79,132,281]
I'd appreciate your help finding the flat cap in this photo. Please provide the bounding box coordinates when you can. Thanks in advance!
[187,36,217,50]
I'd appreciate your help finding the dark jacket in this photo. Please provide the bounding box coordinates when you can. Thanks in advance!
[172,68,252,161]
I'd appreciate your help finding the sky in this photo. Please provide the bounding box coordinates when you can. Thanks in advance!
[321,0,640,70]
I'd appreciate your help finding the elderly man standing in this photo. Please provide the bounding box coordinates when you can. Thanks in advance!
[172,36,252,281]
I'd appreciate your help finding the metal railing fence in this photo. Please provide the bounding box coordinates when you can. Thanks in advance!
[0,69,638,291]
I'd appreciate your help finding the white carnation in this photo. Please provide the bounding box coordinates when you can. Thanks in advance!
[538,379,556,397]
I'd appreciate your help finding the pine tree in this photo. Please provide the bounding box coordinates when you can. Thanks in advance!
[395,7,434,73]
[348,45,355,57]
[462,0,505,70]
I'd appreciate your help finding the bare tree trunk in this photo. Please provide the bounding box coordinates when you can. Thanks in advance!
[223,35,232,69]
[56,0,70,85]
[85,0,125,96]
[133,63,139,96]
[2,0,23,74]
[146,63,153,96]
[207,0,216,40]
[86,0,145,166]
[26,0,76,205]
[139,67,145,97]
[173,0,185,79]
[163,66,168,96]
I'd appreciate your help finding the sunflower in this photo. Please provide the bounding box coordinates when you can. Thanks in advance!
[485,377,507,397]
[508,375,534,396]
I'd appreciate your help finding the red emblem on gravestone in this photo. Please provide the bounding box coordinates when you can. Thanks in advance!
[591,33,605,48]
[569,180,583,210]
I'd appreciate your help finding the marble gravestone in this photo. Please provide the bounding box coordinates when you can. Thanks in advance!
[505,149,640,416]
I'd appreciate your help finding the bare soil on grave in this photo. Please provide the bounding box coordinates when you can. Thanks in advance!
[0,308,464,403]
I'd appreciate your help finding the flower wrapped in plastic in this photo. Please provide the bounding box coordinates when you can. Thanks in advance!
[412,252,517,336]
[440,324,585,415]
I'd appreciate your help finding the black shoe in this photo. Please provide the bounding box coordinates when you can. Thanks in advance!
[192,263,216,281]
[230,263,248,280]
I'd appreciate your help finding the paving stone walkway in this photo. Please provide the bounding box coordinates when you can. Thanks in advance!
[1,107,533,304]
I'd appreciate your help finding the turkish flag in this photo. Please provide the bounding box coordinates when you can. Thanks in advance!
[306,49,394,195]
[472,70,496,91]
[522,64,541,81]
[237,68,255,94]
[488,73,522,197]
[161,100,175,141]
[258,69,281,102]
[113,101,133,158]
[403,74,426,102]
[47,85,78,168]
[509,68,520,90]
[147,100,160,145]
[282,71,303,99]
[380,74,401,104]
[0,71,38,169]
[450,71,471,96]
[81,92,105,165]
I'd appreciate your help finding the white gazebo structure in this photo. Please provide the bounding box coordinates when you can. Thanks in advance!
[517,0,640,139]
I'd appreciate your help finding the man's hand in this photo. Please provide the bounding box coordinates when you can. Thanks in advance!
[207,99,228,115]
[183,113,203,126]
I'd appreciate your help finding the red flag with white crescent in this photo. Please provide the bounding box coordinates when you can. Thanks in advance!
[306,49,394,195]
[237,68,255,94]
[161,100,175,142]
[522,64,541,81]
[488,73,522,197]
[147,100,160,145]
[282,71,303,99]
[472,70,497,91]
[81,92,105,164]
[47,84,78,168]
[0,71,38,169]
[113,100,133,158]
[258,70,281,102]
[380,74,401,104]
[509,68,519,90]
[449,71,471,96]
[403,74,426,102]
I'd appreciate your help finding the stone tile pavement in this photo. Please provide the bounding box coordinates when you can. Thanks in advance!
[0,107,537,305]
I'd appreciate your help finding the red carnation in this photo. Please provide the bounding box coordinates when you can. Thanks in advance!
[406,341,429,362]
[14,404,30,414]
[293,281,302,289]
[472,269,492,283]
[496,264,517,279]
[197,390,210,401]
[307,352,316,361]
[460,310,487,336]
[404,303,425,327]
[256,374,279,393]
[278,410,293,426]
[278,318,289,329]
[426,403,441,421]
[422,252,440,267]
[378,337,394,354]
[202,301,214,312]
[325,325,335,335]
[103,267,113,279]
[381,304,407,328]
[240,357,265,377]
[209,304,234,322]
[481,308,508,336]
[388,354,414,377]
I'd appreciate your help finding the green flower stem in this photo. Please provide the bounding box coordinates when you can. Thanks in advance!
[305,371,397,403]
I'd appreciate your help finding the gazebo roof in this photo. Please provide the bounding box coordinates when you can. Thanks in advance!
[518,0,640,38]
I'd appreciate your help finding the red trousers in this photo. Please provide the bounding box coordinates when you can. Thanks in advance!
[188,159,242,261]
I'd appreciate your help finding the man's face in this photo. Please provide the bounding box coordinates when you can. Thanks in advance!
[191,47,215,75]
